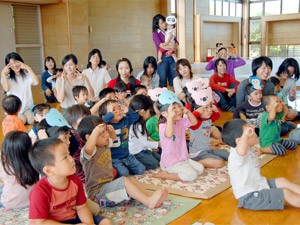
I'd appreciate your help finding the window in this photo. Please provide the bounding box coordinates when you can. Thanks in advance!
[249,0,300,57]
[269,45,300,58]
[209,0,243,17]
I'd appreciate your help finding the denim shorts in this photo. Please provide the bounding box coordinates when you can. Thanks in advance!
[237,179,284,210]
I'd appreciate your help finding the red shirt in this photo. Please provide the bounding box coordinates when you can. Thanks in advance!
[107,77,140,90]
[29,175,86,222]
[209,73,240,93]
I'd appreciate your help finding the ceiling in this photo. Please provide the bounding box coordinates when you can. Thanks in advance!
[0,0,62,4]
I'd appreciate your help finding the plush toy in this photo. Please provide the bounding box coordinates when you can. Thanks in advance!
[148,87,167,101]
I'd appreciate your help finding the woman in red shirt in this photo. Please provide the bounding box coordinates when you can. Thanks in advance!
[209,58,240,112]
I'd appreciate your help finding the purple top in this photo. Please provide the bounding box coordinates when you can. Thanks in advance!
[152,29,178,52]
[205,56,246,78]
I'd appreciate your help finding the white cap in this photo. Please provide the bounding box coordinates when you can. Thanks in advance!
[166,15,177,25]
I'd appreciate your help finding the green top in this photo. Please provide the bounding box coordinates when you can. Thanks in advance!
[146,116,160,141]
[259,111,284,148]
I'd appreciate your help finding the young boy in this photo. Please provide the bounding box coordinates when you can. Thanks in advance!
[28,138,111,225]
[28,103,51,143]
[222,119,300,210]
[78,115,168,209]
[98,99,146,176]
[140,74,152,90]
[72,85,90,106]
[2,95,26,136]
[259,95,297,155]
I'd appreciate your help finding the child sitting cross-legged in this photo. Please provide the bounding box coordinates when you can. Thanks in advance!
[258,94,297,156]
[77,115,168,209]
[28,138,112,225]
[222,119,300,210]
[185,79,229,168]
[98,99,146,176]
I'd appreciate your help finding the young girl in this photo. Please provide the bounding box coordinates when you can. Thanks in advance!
[154,90,204,181]
[0,131,39,209]
[173,59,200,104]
[107,58,140,95]
[56,54,94,112]
[41,56,58,103]
[128,95,160,170]
[1,52,39,124]
[137,56,160,89]
[82,49,111,99]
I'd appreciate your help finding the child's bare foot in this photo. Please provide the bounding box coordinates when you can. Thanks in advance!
[147,187,168,209]
[153,171,182,181]
[153,171,168,178]
[157,59,162,64]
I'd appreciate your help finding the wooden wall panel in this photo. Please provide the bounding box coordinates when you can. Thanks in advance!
[87,0,161,70]
[268,20,300,45]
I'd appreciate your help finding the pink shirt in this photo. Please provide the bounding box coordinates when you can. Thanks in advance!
[159,117,190,167]
[0,164,33,209]
[29,175,86,222]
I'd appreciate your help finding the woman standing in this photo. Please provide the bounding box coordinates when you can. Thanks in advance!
[1,52,39,124]
[56,54,94,112]
[152,14,178,88]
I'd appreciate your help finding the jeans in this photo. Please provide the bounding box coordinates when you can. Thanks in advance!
[44,90,57,103]
[214,83,237,110]
[112,154,146,177]
[134,150,161,170]
[157,55,177,87]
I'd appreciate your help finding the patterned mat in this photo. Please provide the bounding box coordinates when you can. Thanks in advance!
[134,154,277,199]
[0,194,200,225]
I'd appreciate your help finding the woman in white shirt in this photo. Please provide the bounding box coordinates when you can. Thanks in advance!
[1,52,39,124]
[82,49,111,99]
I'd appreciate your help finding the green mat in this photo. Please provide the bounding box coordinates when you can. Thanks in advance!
[0,194,200,225]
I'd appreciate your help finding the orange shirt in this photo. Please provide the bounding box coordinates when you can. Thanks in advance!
[2,115,26,136]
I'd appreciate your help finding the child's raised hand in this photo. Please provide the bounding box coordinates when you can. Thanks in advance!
[92,124,106,136]
[183,107,190,115]
[243,125,254,138]
[167,104,176,118]
[211,104,219,112]
[196,106,204,114]
[121,104,128,114]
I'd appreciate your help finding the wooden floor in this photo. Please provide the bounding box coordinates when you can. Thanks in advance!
[1,84,300,225]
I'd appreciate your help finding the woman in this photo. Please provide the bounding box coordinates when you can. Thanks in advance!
[1,52,39,124]
[205,47,246,78]
[236,56,274,107]
[82,49,111,99]
[276,58,299,103]
[137,56,160,89]
[41,56,57,103]
[173,58,200,104]
[152,14,178,88]
[107,58,140,95]
[209,58,240,112]
[56,54,94,112]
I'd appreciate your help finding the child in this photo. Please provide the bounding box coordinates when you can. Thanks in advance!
[146,101,161,142]
[132,84,148,96]
[185,82,229,168]
[28,138,111,225]
[78,115,168,209]
[140,74,153,90]
[28,103,51,143]
[154,90,204,181]
[259,95,297,155]
[268,76,298,121]
[46,68,62,99]
[72,85,89,106]
[157,15,178,64]
[128,95,160,170]
[99,87,117,100]
[233,83,264,128]
[1,95,26,136]
[99,99,146,176]
[114,82,130,106]
[65,104,91,183]
[222,119,300,210]
[0,131,39,209]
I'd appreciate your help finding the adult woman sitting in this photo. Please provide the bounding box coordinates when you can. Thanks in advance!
[136,56,160,89]
[205,47,246,78]
[56,54,94,112]
[209,58,240,112]
[41,56,58,103]
[1,52,39,124]
[152,14,178,88]
[236,56,274,107]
